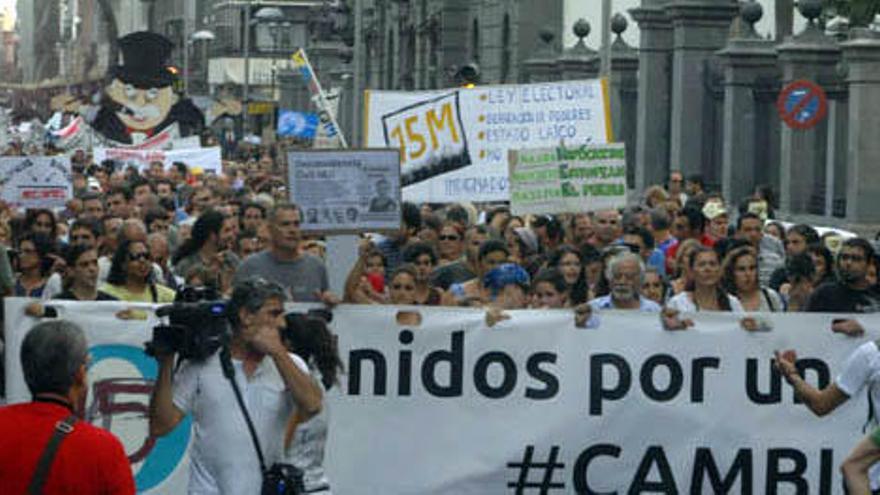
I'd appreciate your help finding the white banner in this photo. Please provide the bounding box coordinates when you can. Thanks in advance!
[93,146,222,175]
[5,300,876,493]
[510,143,627,216]
[364,79,612,203]
[327,307,876,494]
[0,156,72,209]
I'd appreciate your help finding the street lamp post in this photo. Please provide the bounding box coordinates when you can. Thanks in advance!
[253,7,285,136]
[190,30,215,96]
[242,1,252,137]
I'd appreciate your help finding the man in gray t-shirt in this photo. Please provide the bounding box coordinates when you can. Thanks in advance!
[234,251,328,302]
[233,204,334,303]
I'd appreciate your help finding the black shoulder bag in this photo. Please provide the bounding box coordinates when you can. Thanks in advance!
[28,414,78,495]
[219,346,304,495]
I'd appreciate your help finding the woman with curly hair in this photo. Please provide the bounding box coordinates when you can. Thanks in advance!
[13,233,57,298]
[722,246,784,312]
[546,245,589,305]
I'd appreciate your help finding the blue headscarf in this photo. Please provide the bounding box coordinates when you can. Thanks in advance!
[483,263,530,299]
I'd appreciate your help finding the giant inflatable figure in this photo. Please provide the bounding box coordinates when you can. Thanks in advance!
[91,31,204,145]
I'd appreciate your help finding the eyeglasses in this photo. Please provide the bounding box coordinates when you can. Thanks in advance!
[439,235,460,241]
[391,284,415,291]
[128,252,149,261]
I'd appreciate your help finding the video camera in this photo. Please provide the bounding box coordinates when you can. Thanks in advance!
[145,286,230,361]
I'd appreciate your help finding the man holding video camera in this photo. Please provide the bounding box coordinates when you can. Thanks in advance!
[149,278,323,494]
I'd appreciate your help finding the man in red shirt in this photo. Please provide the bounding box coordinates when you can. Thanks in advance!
[0,320,135,494]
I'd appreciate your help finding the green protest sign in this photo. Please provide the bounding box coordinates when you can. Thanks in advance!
[509,143,626,215]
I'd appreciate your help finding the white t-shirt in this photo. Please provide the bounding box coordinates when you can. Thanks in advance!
[836,341,880,488]
[666,291,745,313]
[173,351,310,495]
[284,368,332,493]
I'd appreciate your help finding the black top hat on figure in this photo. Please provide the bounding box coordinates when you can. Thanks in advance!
[113,31,175,89]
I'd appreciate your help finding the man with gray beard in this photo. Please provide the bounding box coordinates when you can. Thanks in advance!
[589,252,662,312]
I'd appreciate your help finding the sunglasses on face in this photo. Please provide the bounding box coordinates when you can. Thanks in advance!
[128,252,149,262]
[439,235,460,241]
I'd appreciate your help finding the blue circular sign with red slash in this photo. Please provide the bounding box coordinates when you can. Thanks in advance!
[777,80,828,130]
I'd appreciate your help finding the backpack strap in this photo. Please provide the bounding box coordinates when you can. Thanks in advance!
[28,414,78,495]
[761,288,778,312]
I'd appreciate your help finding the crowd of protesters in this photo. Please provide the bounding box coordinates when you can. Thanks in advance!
[0,147,877,328]
[2,144,880,492]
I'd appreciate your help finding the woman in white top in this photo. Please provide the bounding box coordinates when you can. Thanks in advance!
[666,246,744,313]
[721,246,785,312]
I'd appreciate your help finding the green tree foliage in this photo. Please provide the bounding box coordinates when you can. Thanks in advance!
[824,0,880,26]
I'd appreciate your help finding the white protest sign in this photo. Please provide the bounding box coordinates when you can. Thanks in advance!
[0,156,72,209]
[6,302,874,494]
[509,143,627,215]
[93,146,222,174]
[364,78,612,202]
[287,149,401,234]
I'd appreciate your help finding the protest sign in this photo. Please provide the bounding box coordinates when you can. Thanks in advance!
[364,78,612,203]
[6,301,874,494]
[509,143,627,215]
[287,149,401,233]
[0,156,72,209]
[93,146,222,175]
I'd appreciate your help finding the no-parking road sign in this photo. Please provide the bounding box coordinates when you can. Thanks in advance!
[777,80,828,130]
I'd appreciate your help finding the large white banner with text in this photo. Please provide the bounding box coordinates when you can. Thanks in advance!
[93,146,222,175]
[326,307,876,494]
[364,79,612,203]
[4,300,877,493]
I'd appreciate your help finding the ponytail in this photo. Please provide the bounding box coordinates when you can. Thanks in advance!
[284,314,344,390]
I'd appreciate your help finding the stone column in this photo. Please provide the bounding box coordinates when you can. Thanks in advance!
[629,0,673,191]
[557,19,600,81]
[776,0,840,216]
[523,29,561,83]
[609,14,640,190]
[717,2,778,204]
[665,0,738,177]
[842,30,880,225]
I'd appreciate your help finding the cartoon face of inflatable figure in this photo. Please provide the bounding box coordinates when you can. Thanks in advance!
[105,79,178,132]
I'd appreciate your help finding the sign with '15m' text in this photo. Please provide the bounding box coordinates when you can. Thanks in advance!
[509,143,627,216]
[364,79,612,203]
